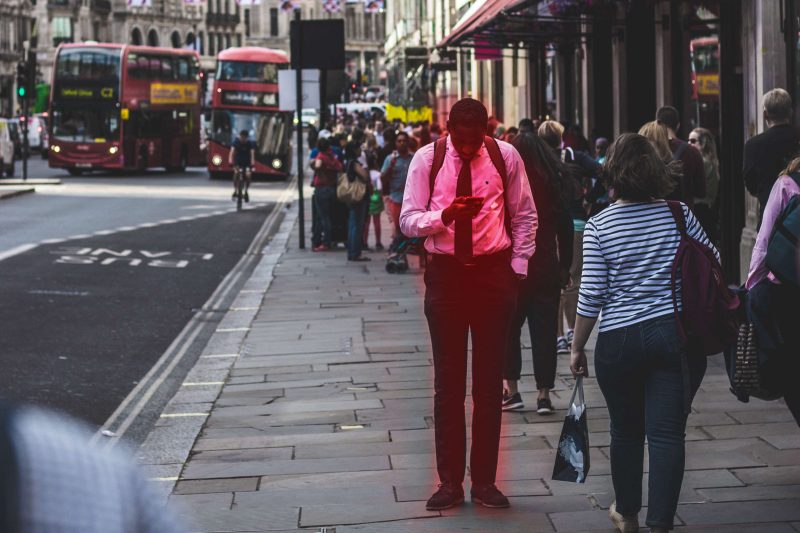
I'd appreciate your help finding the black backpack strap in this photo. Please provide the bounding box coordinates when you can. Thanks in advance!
[427,137,448,208]
[788,171,800,189]
[483,136,512,237]
[0,402,20,533]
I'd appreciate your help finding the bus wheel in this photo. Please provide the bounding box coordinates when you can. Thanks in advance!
[67,168,83,176]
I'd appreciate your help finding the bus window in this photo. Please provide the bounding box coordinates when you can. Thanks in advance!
[56,48,121,80]
[148,57,162,79]
[161,57,176,80]
[177,57,191,80]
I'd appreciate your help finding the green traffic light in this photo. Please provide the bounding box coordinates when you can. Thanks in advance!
[17,86,26,98]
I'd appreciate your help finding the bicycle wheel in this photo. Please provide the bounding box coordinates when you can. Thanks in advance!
[236,172,244,211]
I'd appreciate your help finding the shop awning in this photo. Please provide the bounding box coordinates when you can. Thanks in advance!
[438,0,529,48]
[439,0,620,49]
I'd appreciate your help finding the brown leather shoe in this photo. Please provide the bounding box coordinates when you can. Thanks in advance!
[470,483,510,508]
[425,483,464,511]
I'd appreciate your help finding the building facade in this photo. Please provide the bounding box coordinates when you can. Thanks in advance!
[396,0,798,284]
[0,0,33,117]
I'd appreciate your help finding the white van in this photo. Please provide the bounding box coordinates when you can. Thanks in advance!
[0,118,16,177]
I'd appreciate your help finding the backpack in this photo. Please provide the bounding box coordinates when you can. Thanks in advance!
[667,201,740,356]
[765,173,800,288]
[428,136,510,234]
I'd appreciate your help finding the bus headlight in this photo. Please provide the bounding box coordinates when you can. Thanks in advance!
[108,146,118,155]
[211,155,223,166]
[52,145,61,153]
[271,158,282,169]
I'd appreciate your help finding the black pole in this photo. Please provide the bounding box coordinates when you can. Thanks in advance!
[319,69,328,131]
[294,9,305,249]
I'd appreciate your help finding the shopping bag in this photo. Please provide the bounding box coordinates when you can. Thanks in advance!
[552,376,590,483]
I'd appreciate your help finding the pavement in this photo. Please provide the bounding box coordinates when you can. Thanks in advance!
[152,194,800,533]
[0,186,34,199]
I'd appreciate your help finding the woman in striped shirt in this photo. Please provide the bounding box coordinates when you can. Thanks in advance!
[569,133,717,533]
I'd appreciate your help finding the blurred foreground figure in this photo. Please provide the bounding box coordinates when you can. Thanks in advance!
[0,403,184,533]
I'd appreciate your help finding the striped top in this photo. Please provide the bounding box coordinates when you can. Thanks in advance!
[577,200,718,332]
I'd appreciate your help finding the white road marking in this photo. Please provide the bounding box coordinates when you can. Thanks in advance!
[0,243,36,262]
[40,238,67,244]
[181,381,225,386]
[215,327,250,332]
[200,353,239,358]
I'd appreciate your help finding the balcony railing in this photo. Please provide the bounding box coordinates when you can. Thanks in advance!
[206,12,240,26]
[91,0,111,14]
[47,0,77,8]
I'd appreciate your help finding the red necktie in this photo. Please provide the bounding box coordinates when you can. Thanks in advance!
[454,157,473,263]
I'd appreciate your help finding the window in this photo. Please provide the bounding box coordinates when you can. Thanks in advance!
[198,31,204,55]
[270,8,279,37]
[208,33,215,56]
[216,61,281,83]
[52,16,73,46]
[52,107,120,142]
[56,47,121,80]
[237,34,242,47]
[225,34,231,49]
[244,8,250,37]
[217,34,224,53]
[177,57,191,79]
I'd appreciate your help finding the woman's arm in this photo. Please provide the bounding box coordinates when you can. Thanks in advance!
[570,314,597,377]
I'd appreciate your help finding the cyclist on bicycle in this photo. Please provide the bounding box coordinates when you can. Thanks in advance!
[229,129,256,202]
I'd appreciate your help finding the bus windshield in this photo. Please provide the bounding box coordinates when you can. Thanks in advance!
[210,110,289,155]
[216,61,280,84]
[52,106,120,142]
[56,47,121,81]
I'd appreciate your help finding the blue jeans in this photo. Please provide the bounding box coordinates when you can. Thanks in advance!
[347,199,367,259]
[594,315,706,530]
[312,186,336,247]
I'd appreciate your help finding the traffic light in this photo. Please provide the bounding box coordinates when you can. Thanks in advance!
[16,62,28,100]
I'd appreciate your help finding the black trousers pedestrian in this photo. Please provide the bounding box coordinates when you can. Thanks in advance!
[503,279,560,389]
[424,250,518,486]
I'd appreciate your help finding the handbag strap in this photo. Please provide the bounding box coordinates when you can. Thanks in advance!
[568,376,584,407]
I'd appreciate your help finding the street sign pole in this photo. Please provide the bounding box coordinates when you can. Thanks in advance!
[294,9,305,249]
[22,46,30,182]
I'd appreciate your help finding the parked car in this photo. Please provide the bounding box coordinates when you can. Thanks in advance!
[0,118,17,177]
[364,86,386,102]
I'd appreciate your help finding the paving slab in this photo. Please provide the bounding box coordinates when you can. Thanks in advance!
[158,199,800,532]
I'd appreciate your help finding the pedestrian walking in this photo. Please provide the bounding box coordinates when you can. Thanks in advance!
[744,88,800,222]
[380,131,414,245]
[655,106,706,208]
[310,138,343,252]
[745,156,800,424]
[570,133,716,533]
[363,154,385,250]
[344,141,371,262]
[689,127,721,242]
[400,98,536,511]
[538,120,598,355]
[502,131,574,414]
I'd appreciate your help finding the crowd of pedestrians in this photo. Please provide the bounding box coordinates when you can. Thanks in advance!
[386,89,800,532]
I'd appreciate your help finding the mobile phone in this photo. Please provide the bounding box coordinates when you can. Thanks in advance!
[466,196,485,206]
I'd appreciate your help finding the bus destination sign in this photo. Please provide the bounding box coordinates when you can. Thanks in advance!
[60,87,117,99]
[151,83,199,105]
[221,90,278,107]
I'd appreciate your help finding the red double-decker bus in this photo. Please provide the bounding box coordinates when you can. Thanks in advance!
[207,47,292,180]
[48,43,203,175]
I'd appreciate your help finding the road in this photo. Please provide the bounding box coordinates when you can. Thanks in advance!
[0,157,294,446]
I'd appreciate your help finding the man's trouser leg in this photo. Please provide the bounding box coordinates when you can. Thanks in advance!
[424,252,517,486]
[468,256,518,484]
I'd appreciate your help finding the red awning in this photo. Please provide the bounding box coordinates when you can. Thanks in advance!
[438,0,524,48]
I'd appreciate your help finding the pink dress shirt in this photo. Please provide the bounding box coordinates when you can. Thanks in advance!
[746,174,800,289]
[399,136,537,276]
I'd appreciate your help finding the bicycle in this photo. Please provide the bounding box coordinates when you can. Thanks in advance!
[232,165,251,211]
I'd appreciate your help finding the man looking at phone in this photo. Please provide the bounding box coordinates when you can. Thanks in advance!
[400,98,537,511]
[380,131,413,242]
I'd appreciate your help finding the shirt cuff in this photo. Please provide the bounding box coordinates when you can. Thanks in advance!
[511,257,528,277]
[425,209,448,232]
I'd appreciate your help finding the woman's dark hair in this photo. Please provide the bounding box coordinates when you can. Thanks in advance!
[603,133,676,201]
[345,140,361,161]
[511,131,576,208]
[317,138,331,152]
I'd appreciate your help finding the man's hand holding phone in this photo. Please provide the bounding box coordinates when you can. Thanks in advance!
[442,196,484,225]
